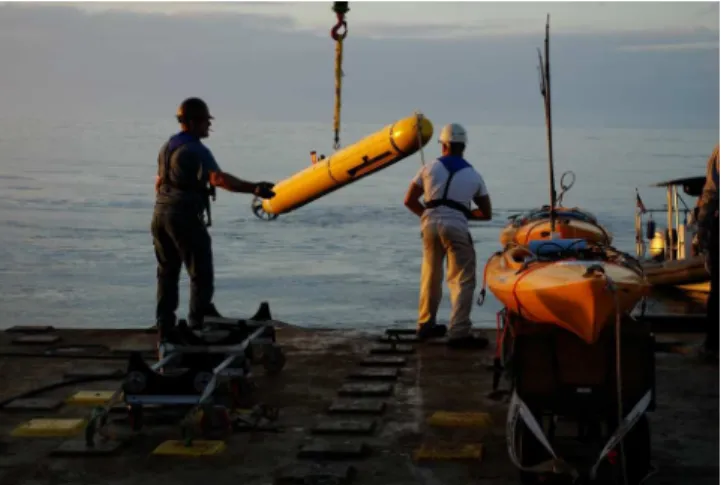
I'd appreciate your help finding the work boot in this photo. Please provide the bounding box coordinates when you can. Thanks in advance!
[447,334,489,350]
[417,323,448,340]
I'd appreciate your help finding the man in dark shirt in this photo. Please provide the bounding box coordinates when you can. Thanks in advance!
[152,97,275,338]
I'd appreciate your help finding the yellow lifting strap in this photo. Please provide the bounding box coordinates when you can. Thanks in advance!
[330,2,349,151]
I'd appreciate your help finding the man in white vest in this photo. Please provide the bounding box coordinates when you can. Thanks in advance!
[404,123,493,348]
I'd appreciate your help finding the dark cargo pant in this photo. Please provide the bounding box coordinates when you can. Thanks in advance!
[151,210,214,334]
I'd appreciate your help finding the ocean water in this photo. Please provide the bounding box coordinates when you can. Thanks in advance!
[0,115,716,330]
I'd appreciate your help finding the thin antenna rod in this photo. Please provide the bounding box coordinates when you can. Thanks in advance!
[540,14,556,234]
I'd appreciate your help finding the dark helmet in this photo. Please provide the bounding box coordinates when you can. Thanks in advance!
[176,97,214,123]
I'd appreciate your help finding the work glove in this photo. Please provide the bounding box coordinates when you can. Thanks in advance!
[254,181,276,199]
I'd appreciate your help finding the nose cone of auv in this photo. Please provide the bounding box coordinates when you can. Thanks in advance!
[390,115,434,154]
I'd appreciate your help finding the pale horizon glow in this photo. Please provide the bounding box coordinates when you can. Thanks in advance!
[59,1,721,39]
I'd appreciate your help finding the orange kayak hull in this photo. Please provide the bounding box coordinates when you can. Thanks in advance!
[500,207,613,247]
[486,246,649,344]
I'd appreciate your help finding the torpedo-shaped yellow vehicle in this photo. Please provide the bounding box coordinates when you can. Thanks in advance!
[251,113,433,220]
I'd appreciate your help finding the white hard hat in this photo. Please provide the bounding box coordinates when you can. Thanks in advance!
[438,123,468,144]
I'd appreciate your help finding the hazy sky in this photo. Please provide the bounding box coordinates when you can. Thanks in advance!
[0,1,718,129]
[74,2,719,38]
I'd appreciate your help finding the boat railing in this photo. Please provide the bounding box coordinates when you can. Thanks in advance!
[634,185,697,263]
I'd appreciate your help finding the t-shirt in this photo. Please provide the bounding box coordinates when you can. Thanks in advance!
[412,155,488,231]
[154,132,221,214]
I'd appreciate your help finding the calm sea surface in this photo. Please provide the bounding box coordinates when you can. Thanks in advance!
[0,116,716,329]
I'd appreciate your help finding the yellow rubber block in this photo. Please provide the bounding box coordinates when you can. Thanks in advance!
[11,418,86,437]
[66,390,120,406]
[413,443,484,462]
[152,440,226,456]
[427,411,493,428]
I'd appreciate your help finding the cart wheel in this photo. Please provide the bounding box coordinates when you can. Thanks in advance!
[596,414,651,485]
[262,345,286,376]
[128,405,143,431]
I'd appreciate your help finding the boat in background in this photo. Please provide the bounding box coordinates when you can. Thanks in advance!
[483,238,650,345]
[634,175,710,295]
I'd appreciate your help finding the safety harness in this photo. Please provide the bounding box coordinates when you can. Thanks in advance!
[159,132,216,227]
[424,156,473,219]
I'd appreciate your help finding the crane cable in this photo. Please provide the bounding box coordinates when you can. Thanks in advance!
[330,2,349,151]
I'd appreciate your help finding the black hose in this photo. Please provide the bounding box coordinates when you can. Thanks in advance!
[0,371,126,410]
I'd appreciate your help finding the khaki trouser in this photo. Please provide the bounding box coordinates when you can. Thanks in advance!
[418,223,477,338]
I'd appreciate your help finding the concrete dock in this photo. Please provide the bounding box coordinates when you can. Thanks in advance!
[0,320,717,485]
